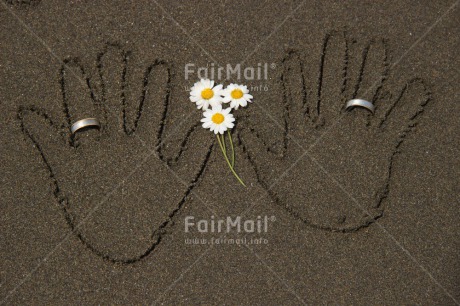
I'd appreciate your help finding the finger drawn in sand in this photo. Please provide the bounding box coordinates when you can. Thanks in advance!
[18,42,213,264]
[239,31,431,232]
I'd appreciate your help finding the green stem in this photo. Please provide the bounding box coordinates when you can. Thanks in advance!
[227,130,235,168]
[217,134,246,187]
[220,134,226,156]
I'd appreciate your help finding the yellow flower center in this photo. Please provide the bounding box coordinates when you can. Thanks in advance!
[231,89,243,99]
[211,113,225,124]
[201,88,214,100]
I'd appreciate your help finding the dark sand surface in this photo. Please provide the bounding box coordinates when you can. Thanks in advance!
[1,0,459,304]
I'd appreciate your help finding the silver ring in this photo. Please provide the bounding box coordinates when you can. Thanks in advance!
[346,99,375,114]
[71,118,100,134]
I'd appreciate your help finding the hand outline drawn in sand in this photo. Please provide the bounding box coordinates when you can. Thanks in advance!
[239,31,431,232]
[18,42,213,263]
[4,0,41,7]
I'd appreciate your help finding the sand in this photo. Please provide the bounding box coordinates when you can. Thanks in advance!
[1,0,459,304]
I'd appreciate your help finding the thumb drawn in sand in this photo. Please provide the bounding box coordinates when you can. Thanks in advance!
[18,42,213,264]
[239,31,431,232]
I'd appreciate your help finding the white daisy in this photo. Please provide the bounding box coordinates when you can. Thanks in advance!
[189,79,224,110]
[200,104,235,134]
[223,83,253,110]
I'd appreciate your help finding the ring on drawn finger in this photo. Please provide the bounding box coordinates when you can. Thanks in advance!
[345,99,375,114]
[70,118,101,134]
